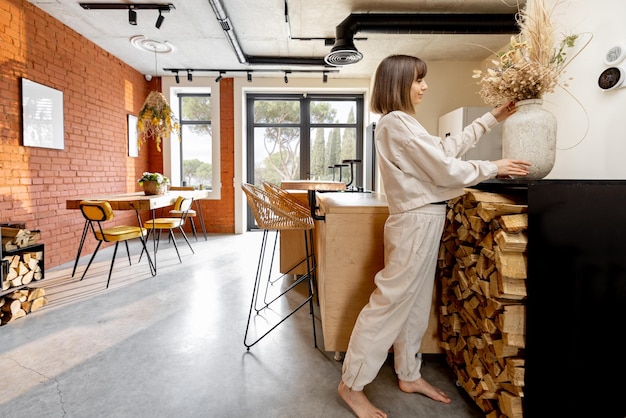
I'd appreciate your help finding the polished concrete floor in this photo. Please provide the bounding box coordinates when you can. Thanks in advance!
[0,232,485,417]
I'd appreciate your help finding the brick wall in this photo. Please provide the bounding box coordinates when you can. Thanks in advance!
[201,78,235,234]
[0,0,236,268]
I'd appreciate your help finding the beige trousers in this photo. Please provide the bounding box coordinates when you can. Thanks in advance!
[341,203,447,391]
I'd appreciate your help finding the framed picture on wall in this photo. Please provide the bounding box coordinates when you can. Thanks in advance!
[21,78,64,150]
[128,114,138,157]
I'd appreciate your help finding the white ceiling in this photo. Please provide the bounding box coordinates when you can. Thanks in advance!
[27,0,525,80]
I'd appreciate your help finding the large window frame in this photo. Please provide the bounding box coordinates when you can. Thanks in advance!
[177,93,213,190]
[162,84,221,200]
[245,93,364,228]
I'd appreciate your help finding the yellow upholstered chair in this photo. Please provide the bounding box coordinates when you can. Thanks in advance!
[241,183,316,349]
[167,186,207,241]
[142,196,195,263]
[169,186,207,241]
[78,200,154,288]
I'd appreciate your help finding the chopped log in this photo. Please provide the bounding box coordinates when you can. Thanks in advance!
[7,289,29,301]
[18,261,30,276]
[29,296,47,312]
[5,267,18,281]
[499,214,528,233]
[21,270,34,285]
[498,305,526,334]
[27,287,46,301]
[27,258,40,270]
[498,390,523,418]
[1,298,22,314]
[22,296,47,313]
[494,230,528,252]
[495,247,527,280]
[8,255,20,269]
[1,308,26,324]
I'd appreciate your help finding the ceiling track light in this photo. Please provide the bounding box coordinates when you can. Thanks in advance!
[187,69,193,82]
[155,10,164,29]
[128,7,137,25]
[164,68,341,83]
[79,3,175,28]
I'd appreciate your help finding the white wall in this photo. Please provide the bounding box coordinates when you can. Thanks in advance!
[544,0,626,179]
[229,0,626,233]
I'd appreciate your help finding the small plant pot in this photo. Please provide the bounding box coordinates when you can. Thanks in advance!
[142,181,166,195]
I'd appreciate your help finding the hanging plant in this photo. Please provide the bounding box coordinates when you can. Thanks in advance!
[137,91,180,152]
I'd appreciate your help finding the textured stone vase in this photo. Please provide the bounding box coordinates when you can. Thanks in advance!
[142,181,166,195]
[502,99,557,179]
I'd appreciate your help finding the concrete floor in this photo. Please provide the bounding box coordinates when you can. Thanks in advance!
[0,232,484,418]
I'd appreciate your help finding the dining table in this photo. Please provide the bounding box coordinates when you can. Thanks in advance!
[66,189,210,275]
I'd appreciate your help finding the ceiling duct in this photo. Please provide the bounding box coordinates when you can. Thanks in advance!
[324,13,518,66]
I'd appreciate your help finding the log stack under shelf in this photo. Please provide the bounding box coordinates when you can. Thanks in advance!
[0,287,48,325]
[437,188,528,418]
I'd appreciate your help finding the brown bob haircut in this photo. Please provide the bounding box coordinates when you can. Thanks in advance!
[370,55,428,116]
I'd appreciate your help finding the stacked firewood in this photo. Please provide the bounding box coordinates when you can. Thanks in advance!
[1,226,41,251]
[2,250,44,290]
[0,287,47,325]
[437,189,528,418]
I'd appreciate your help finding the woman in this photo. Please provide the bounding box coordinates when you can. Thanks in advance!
[338,54,531,418]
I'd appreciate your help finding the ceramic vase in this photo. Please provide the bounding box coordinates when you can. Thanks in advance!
[502,99,557,180]
[143,181,166,195]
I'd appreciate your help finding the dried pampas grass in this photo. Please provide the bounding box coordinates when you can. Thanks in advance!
[473,0,578,106]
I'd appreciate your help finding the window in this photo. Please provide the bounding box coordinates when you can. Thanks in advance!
[246,93,364,185]
[245,93,364,228]
[178,93,212,190]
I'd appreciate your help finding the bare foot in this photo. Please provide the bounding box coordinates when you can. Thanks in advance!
[338,380,388,418]
[398,377,452,404]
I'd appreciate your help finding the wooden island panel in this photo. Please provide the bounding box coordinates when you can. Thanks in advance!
[314,192,441,354]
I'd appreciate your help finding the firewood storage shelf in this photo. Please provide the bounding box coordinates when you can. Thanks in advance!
[1,243,45,298]
[441,179,626,418]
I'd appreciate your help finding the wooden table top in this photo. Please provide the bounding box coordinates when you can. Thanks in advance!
[280,180,347,192]
[66,190,209,211]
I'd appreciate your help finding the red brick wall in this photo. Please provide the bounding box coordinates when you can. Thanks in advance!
[199,78,235,234]
[0,0,236,269]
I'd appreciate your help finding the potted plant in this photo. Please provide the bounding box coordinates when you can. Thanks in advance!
[138,172,169,195]
[136,91,180,152]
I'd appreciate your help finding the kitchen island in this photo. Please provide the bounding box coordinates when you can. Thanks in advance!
[314,192,442,354]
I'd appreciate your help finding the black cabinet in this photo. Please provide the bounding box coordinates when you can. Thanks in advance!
[476,179,626,418]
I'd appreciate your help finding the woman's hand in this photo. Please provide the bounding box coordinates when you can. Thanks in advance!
[492,159,532,177]
[491,102,517,122]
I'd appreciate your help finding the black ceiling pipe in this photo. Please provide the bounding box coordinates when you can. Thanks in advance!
[246,56,328,66]
[325,13,519,66]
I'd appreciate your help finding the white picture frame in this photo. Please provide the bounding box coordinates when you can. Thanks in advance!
[128,114,138,157]
[21,78,64,150]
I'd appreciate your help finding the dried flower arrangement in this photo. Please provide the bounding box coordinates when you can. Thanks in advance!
[472,0,578,106]
[137,91,180,152]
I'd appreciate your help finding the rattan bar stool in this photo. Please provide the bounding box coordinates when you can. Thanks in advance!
[241,182,317,350]
[262,181,319,298]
